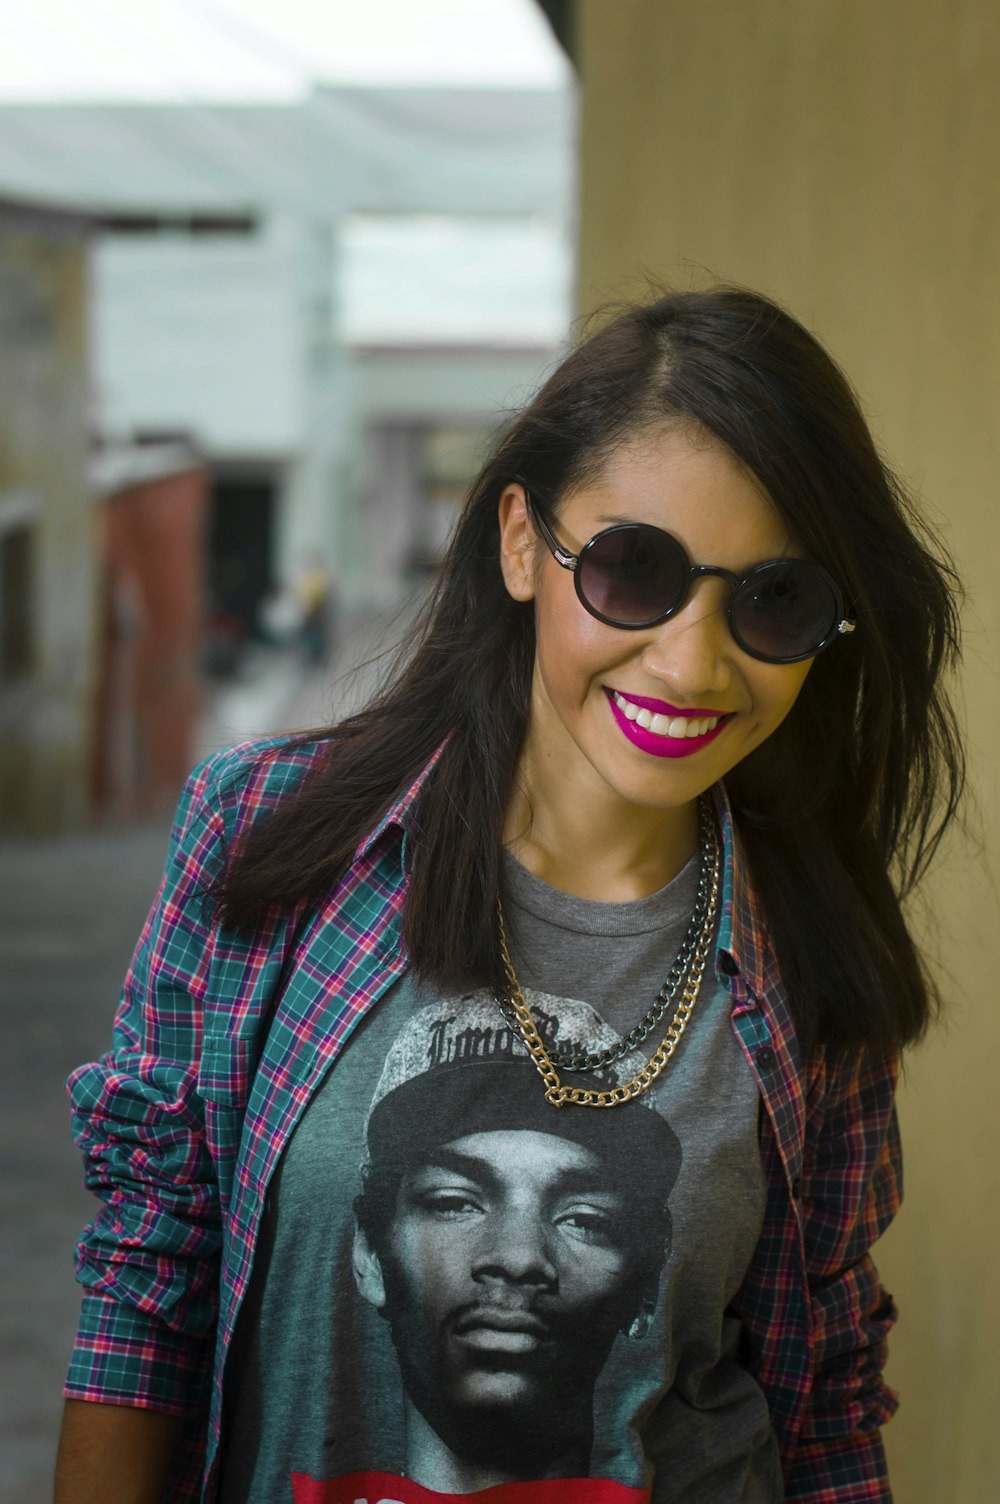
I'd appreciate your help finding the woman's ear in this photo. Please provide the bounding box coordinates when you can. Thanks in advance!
[498,483,538,604]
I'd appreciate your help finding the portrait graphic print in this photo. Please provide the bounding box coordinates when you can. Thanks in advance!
[297,991,682,1502]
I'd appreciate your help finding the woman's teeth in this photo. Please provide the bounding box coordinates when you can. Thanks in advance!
[612,691,721,739]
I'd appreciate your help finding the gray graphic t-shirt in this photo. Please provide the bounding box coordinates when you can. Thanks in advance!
[220,854,784,1503]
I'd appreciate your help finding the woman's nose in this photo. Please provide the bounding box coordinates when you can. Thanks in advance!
[640,579,735,697]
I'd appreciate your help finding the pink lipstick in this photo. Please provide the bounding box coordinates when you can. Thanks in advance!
[605,688,729,760]
[608,691,720,716]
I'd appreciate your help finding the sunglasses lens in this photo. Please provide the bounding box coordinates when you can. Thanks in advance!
[568,517,843,660]
[578,525,686,625]
[732,561,839,661]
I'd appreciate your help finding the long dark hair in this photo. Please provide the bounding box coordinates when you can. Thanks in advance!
[216,287,964,1058]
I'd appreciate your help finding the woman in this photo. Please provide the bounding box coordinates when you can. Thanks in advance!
[56,289,964,1504]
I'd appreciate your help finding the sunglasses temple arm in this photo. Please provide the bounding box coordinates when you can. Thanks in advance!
[521,485,579,571]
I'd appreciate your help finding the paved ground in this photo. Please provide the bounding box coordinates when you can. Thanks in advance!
[0,819,176,1503]
[0,599,419,1502]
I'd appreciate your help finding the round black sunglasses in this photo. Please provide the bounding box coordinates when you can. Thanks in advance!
[521,485,856,665]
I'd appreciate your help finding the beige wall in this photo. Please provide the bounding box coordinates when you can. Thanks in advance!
[575,3,998,1499]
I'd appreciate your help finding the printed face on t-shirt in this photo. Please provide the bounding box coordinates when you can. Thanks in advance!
[353,1127,651,1464]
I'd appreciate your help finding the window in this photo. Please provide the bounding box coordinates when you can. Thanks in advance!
[0,524,35,680]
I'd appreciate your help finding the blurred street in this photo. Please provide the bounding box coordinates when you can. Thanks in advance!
[0,597,419,1502]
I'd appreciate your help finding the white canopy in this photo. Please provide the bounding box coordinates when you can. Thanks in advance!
[0,0,567,99]
[0,86,573,219]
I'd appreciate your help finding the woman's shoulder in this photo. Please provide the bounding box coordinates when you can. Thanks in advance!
[178,732,333,839]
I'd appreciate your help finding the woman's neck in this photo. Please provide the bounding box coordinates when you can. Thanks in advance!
[502,754,700,903]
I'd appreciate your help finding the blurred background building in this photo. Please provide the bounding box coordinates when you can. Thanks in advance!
[0,8,573,829]
[0,196,96,832]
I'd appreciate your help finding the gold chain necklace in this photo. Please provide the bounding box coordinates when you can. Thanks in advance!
[495,814,721,1109]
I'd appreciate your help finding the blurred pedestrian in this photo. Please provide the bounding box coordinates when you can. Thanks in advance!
[295,556,334,666]
[257,583,303,651]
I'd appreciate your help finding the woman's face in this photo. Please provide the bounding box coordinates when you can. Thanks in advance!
[499,425,815,825]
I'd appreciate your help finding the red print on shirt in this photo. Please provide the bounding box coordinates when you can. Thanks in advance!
[291,1470,649,1504]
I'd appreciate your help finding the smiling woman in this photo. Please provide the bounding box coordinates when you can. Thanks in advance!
[58,288,964,1504]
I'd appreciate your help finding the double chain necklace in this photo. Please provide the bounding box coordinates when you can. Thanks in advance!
[495,796,721,1110]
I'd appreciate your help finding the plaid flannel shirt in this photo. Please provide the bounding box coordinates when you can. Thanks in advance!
[65,737,901,1502]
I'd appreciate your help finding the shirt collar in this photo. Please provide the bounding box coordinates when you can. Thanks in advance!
[711,779,774,1001]
[353,735,450,863]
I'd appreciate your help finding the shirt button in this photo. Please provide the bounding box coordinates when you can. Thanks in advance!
[718,952,740,976]
[756,1045,776,1069]
[790,1176,802,1199]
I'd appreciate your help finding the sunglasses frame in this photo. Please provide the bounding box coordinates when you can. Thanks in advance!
[520,484,856,665]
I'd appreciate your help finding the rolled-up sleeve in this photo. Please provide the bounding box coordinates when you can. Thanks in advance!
[64,759,229,1414]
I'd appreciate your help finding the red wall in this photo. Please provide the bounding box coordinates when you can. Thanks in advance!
[92,465,208,818]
